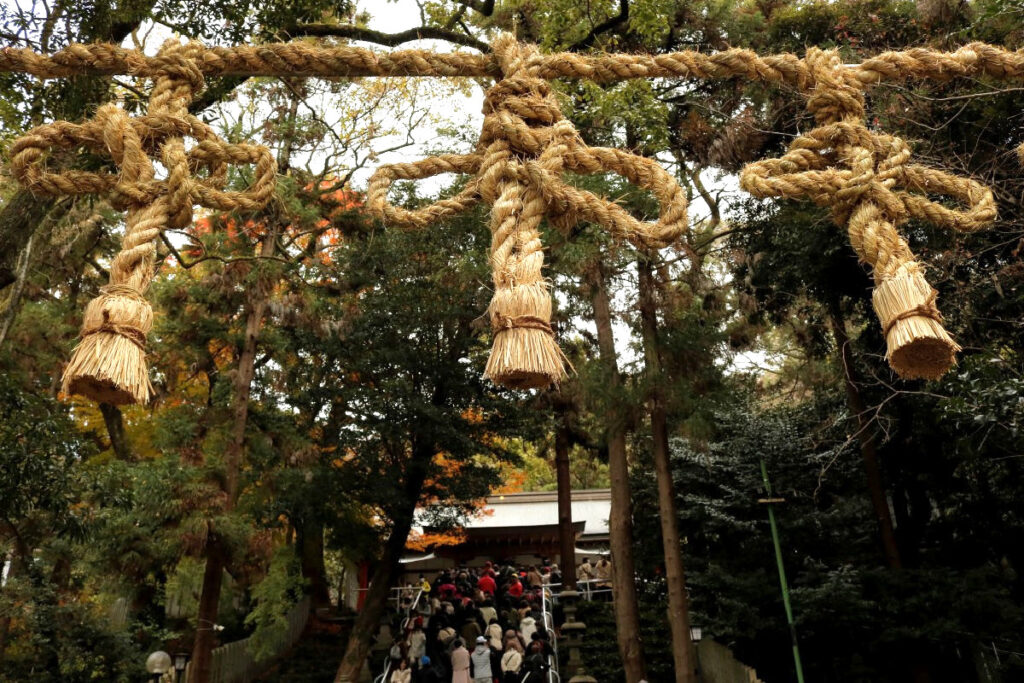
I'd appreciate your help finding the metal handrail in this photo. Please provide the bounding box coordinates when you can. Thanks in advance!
[375,587,425,683]
[541,579,613,601]
[540,588,558,683]
[373,660,392,683]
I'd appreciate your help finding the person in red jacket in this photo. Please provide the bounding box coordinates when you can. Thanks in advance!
[507,577,524,599]
[477,572,496,596]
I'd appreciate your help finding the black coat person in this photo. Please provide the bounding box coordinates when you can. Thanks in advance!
[521,632,553,680]
[414,656,445,683]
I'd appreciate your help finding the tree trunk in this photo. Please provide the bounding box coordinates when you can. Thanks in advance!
[828,303,902,570]
[189,535,226,683]
[0,234,34,348]
[298,517,332,610]
[334,448,432,682]
[0,193,54,291]
[99,402,133,460]
[190,227,279,683]
[588,260,648,683]
[554,408,578,589]
[0,530,30,664]
[828,306,937,683]
[637,258,696,683]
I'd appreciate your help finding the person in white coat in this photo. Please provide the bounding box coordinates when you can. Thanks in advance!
[391,659,412,683]
[500,643,523,683]
[519,614,537,644]
[407,624,427,666]
[485,618,503,651]
[469,636,493,683]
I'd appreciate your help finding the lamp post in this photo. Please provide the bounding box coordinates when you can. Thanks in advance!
[145,650,172,683]
[173,652,190,683]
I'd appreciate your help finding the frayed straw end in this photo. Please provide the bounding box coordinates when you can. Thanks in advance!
[62,333,153,404]
[484,327,568,390]
[61,285,154,405]
[873,266,960,381]
[887,330,959,381]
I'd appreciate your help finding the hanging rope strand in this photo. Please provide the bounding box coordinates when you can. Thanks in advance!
[9,40,277,404]
[741,48,996,380]
[369,34,690,388]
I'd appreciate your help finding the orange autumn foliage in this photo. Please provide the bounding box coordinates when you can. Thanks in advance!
[491,468,527,495]
[405,528,467,552]
[177,179,362,266]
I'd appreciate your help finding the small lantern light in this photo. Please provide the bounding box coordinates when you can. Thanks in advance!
[173,651,190,682]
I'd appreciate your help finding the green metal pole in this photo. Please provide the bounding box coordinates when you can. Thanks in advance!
[760,459,806,683]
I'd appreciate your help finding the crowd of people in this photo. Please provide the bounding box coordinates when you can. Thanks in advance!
[384,556,612,683]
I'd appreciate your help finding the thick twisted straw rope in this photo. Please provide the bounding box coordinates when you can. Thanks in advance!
[9,40,276,404]
[4,35,1013,391]
[6,39,1024,86]
[367,34,688,389]
[741,48,996,379]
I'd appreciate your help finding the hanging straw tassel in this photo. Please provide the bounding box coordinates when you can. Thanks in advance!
[8,40,276,405]
[484,304,567,389]
[62,284,154,404]
[482,181,567,389]
[740,47,995,382]
[872,263,960,380]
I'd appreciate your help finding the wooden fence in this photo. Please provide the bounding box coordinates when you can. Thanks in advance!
[174,596,311,683]
[696,639,763,683]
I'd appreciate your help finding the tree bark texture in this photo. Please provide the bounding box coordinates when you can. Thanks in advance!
[334,448,432,682]
[638,258,697,683]
[588,260,648,683]
[0,234,34,348]
[298,517,332,610]
[828,303,903,570]
[189,535,226,683]
[99,402,133,461]
[554,412,578,589]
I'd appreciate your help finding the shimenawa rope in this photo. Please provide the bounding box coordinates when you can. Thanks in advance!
[9,40,276,404]
[3,33,1009,399]
[740,48,995,379]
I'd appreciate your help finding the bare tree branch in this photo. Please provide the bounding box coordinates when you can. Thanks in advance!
[453,0,495,16]
[570,0,630,52]
[284,23,490,53]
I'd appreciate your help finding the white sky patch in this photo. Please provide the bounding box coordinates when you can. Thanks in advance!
[350,0,485,189]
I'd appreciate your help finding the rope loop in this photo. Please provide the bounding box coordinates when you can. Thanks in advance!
[741,47,997,275]
[367,33,689,251]
[9,39,275,228]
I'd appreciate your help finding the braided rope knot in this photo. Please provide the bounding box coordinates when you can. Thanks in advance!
[10,45,275,231]
[150,47,206,93]
[7,40,277,405]
[368,36,689,249]
[367,33,689,389]
[740,48,997,380]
